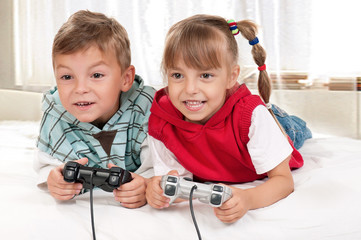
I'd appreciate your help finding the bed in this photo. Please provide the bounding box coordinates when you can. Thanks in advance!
[1,120,361,240]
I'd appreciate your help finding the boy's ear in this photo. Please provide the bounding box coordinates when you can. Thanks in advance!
[227,64,240,89]
[121,65,136,91]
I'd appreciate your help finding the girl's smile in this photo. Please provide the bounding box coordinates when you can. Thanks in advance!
[183,100,205,111]
[167,59,238,125]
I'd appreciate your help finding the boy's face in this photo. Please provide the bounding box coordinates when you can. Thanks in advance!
[54,45,132,127]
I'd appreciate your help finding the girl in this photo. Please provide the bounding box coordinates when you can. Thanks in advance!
[145,14,305,223]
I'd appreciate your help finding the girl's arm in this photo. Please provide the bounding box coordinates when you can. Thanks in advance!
[245,155,293,209]
[214,155,293,223]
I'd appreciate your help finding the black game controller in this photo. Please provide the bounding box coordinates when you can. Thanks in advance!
[63,161,132,192]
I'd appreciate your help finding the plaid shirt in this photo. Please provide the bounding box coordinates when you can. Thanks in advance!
[36,75,155,171]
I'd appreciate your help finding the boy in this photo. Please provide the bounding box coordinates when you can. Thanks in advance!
[34,10,155,208]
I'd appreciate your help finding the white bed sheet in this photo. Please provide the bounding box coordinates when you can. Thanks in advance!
[0,121,361,240]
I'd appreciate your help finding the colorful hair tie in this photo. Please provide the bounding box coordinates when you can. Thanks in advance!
[258,64,266,71]
[249,37,259,45]
[227,19,239,36]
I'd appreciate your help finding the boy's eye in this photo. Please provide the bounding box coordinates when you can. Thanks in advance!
[60,75,72,80]
[171,73,183,79]
[92,73,104,78]
[200,73,212,79]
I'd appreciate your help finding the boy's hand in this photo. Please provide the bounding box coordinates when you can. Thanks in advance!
[213,186,250,223]
[145,170,179,209]
[108,163,147,209]
[47,157,88,201]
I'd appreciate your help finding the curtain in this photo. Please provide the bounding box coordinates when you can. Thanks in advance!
[12,0,361,91]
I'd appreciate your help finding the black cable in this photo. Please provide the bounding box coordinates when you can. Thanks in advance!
[90,172,96,240]
[189,185,202,240]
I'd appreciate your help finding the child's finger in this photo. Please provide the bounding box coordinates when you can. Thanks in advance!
[117,174,145,191]
[167,170,179,176]
[75,157,88,165]
[115,193,144,204]
[107,162,116,169]
[121,200,146,209]
[148,196,169,209]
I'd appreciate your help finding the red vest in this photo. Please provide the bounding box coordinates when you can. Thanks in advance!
[149,84,303,183]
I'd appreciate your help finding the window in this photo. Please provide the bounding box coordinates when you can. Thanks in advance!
[7,0,361,91]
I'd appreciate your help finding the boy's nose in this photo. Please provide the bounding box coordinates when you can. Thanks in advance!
[74,78,90,94]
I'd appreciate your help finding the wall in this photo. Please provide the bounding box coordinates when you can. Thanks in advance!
[0,89,42,121]
[263,90,361,139]
[0,0,14,89]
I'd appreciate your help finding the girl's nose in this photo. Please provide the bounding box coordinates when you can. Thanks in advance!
[184,79,199,95]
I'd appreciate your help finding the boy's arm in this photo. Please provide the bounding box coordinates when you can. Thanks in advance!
[33,149,63,190]
[134,136,155,178]
[142,135,193,179]
[34,149,86,200]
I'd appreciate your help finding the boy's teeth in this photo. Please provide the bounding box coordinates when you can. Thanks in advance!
[77,102,91,106]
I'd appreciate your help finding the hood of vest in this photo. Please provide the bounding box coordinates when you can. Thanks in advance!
[150,84,252,134]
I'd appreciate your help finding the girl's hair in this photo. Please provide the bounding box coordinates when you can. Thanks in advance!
[52,10,131,72]
[161,14,271,105]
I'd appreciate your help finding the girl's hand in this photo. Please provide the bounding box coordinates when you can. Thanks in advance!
[213,186,250,223]
[47,157,88,200]
[146,170,179,209]
[108,163,147,209]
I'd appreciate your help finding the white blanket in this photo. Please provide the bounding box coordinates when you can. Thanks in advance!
[0,121,361,240]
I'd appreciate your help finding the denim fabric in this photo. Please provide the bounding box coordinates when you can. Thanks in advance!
[271,104,312,149]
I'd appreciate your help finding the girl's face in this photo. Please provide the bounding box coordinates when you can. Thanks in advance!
[167,58,239,125]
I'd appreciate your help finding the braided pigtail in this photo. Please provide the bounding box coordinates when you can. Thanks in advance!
[234,20,271,106]
[228,19,287,136]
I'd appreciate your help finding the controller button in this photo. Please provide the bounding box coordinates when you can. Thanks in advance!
[108,175,120,186]
[65,170,75,179]
[183,177,192,181]
[164,185,176,196]
[167,176,178,183]
[212,185,224,192]
[210,193,222,205]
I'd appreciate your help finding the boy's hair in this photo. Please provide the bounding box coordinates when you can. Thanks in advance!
[161,14,271,105]
[52,10,131,72]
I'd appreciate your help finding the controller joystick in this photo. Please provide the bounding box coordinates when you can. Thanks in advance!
[63,161,132,192]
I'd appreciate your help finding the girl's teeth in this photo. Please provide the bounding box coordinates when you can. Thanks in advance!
[186,101,203,107]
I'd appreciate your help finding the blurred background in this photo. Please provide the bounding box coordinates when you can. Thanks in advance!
[1,0,360,137]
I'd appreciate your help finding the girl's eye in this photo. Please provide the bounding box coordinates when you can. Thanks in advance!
[60,75,72,80]
[171,73,183,79]
[201,73,212,79]
[92,73,104,78]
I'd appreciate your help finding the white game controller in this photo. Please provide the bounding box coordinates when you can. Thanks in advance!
[160,175,232,207]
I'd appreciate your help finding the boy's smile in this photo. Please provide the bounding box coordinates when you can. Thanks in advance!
[74,101,95,110]
[53,45,131,128]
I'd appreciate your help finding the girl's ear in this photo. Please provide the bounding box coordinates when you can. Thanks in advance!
[227,64,240,89]
[121,65,136,91]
